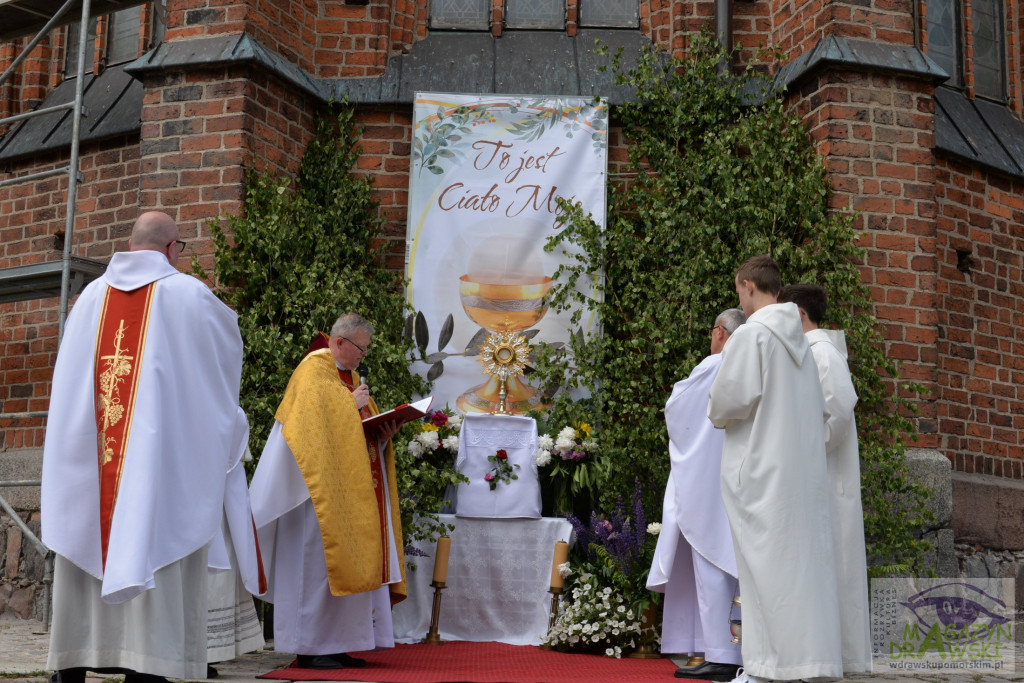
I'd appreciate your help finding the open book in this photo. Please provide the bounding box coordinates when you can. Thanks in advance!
[362,396,433,435]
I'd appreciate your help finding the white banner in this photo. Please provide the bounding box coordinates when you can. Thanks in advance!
[406,92,608,414]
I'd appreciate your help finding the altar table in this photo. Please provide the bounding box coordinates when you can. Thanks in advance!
[392,514,574,645]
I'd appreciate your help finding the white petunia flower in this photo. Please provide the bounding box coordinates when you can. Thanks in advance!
[605,648,615,657]
[647,522,662,536]
[534,449,552,467]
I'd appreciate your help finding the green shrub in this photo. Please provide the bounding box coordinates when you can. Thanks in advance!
[533,32,932,573]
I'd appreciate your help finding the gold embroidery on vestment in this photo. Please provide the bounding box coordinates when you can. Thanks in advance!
[97,320,135,465]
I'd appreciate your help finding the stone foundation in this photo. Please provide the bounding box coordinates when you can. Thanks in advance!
[0,448,46,621]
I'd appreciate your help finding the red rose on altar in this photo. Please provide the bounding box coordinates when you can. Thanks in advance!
[496,449,508,460]
[431,411,449,427]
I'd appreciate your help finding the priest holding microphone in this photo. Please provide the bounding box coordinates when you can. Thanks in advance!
[250,312,405,669]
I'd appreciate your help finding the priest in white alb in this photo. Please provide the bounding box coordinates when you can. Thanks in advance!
[249,313,405,670]
[707,255,843,683]
[779,284,871,674]
[42,211,264,683]
[648,308,745,682]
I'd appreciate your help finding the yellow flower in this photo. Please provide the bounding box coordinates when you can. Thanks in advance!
[575,422,592,437]
[421,424,439,432]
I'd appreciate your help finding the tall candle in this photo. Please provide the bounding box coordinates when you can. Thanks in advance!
[432,535,452,584]
[549,540,569,589]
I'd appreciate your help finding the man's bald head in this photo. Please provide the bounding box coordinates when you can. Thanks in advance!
[129,212,180,266]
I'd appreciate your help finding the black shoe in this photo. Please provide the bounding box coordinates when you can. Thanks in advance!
[123,673,171,683]
[51,670,86,683]
[207,664,219,679]
[296,655,346,670]
[329,653,367,668]
[675,661,741,681]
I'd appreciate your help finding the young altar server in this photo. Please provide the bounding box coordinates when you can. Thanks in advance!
[778,283,871,674]
[707,255,843,683]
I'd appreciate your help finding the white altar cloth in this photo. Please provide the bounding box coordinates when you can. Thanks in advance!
[392,515,573,645]
[454,414,541,519]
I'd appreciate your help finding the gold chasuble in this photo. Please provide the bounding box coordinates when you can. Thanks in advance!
[93,283,156,570]
[276,349,406,603]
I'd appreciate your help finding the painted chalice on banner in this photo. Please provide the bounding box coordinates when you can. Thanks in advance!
[456,235,552,414]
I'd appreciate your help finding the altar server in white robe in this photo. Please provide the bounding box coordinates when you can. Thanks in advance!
[707,254,843,683]
[250,314,406,670]
[779,284,871,674]
[649,308,745,682]
[41,212,264,683]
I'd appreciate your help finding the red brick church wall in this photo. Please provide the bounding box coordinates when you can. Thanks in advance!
[1,0,1023,478]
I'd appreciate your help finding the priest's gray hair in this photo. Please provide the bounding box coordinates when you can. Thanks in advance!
[330,312,375,339]
[715,308,746,335]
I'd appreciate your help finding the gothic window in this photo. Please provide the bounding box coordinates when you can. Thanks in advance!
[925,0,962,87]
[63,4,159,77]
[971,0,1006,100]
[107,5,143,65]
[430,0,490,30]
[505,0,564,29]
[579,0,638,28]
[64,17,98,78]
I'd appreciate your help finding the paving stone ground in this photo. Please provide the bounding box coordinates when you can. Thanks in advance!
[2,617,1021,683]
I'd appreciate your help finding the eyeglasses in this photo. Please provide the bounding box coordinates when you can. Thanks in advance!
[712,324,724,333]
[167,239,186,254]
[341,336,368,356]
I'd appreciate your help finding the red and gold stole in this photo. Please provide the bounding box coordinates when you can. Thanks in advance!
[338,367,390,583]
[93,283,156,570]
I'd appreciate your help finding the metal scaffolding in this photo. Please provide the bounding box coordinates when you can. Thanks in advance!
[0,0,95,630]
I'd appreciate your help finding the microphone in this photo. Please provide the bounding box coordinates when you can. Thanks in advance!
[358,365,369,388]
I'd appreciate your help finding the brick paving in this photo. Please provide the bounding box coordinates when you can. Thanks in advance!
[1,617,1021,683]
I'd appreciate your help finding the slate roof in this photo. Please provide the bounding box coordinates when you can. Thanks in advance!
[0,64,142,162]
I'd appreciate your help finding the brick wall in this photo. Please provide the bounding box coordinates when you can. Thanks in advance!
[934,159,1024,477]
[0,135,140,451]
[1,0,1023,479]
[770,0,917,60]
[135,64,319,275]
[355,107,413,271]
[790,68,942,449]
[0,35,58,136]
[164,0,410,79]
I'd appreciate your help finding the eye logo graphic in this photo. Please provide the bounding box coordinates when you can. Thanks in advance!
[901,582,1010,643]
[872,577,1015,673]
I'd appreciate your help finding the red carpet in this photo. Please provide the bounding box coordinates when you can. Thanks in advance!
[258,641,678,682]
